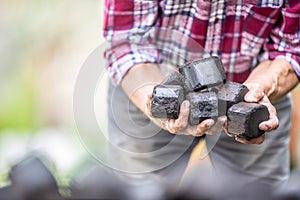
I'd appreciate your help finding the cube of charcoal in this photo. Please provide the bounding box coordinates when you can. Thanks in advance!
[227,102,270,139]
[161,71,185,86]
[217,81,249,115]
[151,85,184,119]
[179,56,226,92]
[187,92,218,125]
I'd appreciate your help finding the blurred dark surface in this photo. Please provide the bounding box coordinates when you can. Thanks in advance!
[1,154,300,200]
[0,156,61,200]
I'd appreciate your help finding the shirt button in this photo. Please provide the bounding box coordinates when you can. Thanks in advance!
[214,17,220,23]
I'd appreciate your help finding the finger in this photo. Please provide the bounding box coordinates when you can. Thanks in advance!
[258,96,279,131]
[225,132,234,137]
[194,119,215,136]
[162,118,183,135]
[205,116,227,135]
[167,119,179,134]
[244,84,265,102]
[259,113,279,131]
[160,119,169,130]
[223,119,234,137]
[235,134,265,144]
[174,100,190,129]
[167,101,190,134]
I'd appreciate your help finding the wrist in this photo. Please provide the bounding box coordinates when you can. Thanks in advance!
[244,58,298,102]
[121,62,163,113]
[244,60,276,97]
[131,83,157,113]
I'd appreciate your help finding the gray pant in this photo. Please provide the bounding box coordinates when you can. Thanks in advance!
[206,94,292,187]
[107,82,291,187]
[107,82,200,185]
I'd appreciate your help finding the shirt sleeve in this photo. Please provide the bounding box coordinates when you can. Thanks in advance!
[103,0,161,85]
[262,0,300,78]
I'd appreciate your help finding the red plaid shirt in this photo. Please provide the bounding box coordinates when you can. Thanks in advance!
[104,0,300,85]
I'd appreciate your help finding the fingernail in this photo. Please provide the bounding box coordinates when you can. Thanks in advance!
[206,121,214,128]
[234,136,239,140]
[235,136,243,143]
[265,125,271,131]
[219,116,227,123]
[183,101,189,107]
[260,124,270,131]
[245,94,255,102]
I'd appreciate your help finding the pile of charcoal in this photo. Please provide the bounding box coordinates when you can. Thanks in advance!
[150,56,269,139]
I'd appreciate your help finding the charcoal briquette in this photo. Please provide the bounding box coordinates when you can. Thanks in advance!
[151,85,184,119]
[161,71,185,86]
[179,56,226,92]
[187,92,218,125]
[217,81,249,115]
[227,102,270,139]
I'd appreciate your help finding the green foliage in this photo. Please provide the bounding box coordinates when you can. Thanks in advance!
[0,73,37,132]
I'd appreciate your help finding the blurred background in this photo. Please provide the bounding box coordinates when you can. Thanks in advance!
[0,0,299,198]
[0,0,106,194]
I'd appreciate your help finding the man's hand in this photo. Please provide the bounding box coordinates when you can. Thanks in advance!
[235,58,298,144]
[244,58,299,103]
[145,94,226,137]
[233,82,279,144]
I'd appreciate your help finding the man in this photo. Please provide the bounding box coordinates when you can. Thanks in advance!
[103,0,299,188]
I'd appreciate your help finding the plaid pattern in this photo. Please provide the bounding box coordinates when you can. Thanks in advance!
[104,0,300,85]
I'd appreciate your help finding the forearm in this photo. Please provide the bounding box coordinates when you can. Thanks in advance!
[244,58,299,102]
[121,62,164,113]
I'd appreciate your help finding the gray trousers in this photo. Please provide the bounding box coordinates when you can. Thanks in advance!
[206,93,292,187]
[107,82,291,187]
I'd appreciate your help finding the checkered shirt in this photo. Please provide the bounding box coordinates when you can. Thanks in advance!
[104,0,300,85]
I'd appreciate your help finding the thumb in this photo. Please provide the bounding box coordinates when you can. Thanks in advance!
[244,83,265,103]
